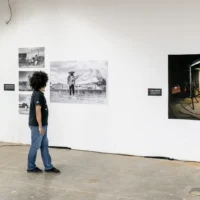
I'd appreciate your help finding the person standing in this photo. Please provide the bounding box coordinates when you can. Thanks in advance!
[27,71,60,173]
[67,71,76,97]
[34,54,38,66]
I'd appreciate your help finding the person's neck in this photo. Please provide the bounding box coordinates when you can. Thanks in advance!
[39,89,44,93]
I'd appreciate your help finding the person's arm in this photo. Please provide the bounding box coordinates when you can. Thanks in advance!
[36,105,44,134]
[34,94,44,134]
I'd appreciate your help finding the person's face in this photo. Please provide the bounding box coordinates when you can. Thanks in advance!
[40,86,46,92]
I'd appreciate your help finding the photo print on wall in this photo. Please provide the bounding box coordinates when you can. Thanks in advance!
[19,94,32,115]
[169,54,200,120]
[19,71,34,91]
[19,47,45,68]
[50,60,108,104]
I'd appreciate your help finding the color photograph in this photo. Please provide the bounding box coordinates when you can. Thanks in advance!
[169,54,200,120]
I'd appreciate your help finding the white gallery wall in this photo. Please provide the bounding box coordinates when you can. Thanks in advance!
[0,0,200,161]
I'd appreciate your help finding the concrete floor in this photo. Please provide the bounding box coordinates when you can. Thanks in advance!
[0,142,200,200]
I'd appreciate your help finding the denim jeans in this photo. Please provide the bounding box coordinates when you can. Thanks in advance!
[28,126,53,170]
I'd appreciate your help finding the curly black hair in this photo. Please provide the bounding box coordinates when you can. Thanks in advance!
[29,71,49,90]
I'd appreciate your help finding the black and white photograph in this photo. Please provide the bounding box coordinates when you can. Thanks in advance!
[50,60,108,104]
[169,54,200,120]
[19,47,45,68]
[19,71,34,91]
[19,94,31,115]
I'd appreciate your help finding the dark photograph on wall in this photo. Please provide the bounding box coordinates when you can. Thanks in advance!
[169,54,200,120]
[19,71,34,91]
[19,94,31,115]
[19,47,45,68]
[50,60,108,104]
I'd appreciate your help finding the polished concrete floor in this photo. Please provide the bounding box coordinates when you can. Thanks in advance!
[0,142,200,200]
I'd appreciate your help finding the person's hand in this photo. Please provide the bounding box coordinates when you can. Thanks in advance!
[39,126,45,134]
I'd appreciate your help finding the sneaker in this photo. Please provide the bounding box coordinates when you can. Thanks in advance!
[27,167,43,173]
[45,167,60,173]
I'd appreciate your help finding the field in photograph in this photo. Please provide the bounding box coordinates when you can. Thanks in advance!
[50,90,107,104]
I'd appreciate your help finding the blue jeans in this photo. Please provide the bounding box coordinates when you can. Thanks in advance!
[28,126,53,170]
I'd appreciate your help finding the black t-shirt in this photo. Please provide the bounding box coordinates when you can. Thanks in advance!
[29,90,49,126]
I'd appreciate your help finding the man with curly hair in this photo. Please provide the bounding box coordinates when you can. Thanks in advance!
[27,71,60,173]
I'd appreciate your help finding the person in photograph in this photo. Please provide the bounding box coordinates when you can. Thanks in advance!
[27,71,60,173]
[34,54,38,66]
[25,103,28,111]
[67,71,76,97]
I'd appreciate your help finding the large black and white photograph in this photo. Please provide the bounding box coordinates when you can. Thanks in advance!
[19,94,31,115]
[169,54,200,120]
[19,47,45,68]
[19,71,34,91]
[50,60,108,104]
